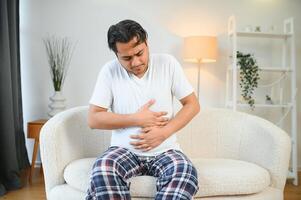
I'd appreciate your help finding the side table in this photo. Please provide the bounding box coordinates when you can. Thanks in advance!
[27,119,48,184]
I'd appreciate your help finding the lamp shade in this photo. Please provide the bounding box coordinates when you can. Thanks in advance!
[183,36,217,63]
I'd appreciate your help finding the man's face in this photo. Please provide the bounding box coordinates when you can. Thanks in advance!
[116,37,149,78]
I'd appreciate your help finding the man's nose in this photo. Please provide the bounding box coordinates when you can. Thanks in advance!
[131,56,142,67]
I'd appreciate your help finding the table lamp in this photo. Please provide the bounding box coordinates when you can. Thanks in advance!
[183,36,217,98]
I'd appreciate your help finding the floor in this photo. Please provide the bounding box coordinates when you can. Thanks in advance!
[0,168,301,199]
[0,169,45,199]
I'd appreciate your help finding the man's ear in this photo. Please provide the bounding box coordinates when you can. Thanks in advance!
[145,40,148,46]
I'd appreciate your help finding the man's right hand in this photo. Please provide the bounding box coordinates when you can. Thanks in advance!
[133,99,169,128]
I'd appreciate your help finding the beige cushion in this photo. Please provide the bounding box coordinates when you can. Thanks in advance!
[48,185,282,200]
[64,157,270,197]
[63,158,94,193]
[192,158,270,197]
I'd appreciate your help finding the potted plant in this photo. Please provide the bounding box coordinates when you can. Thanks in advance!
[265,95,273,104]
[43,35,75,117]
[237,51,260,109]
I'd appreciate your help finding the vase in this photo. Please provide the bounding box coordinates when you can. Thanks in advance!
[48,91,66,117]
[265,99,273,105]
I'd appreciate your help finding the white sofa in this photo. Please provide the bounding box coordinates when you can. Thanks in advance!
[40,106,291,200]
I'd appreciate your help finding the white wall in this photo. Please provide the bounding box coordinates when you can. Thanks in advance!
[20,0,301,167]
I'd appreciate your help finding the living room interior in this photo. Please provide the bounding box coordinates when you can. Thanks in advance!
[1,0,301,199]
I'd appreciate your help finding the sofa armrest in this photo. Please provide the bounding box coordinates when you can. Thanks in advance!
[238,115,291,191]
[40,106,88,198]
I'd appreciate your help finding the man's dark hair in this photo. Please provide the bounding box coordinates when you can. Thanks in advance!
[107,19,148,53]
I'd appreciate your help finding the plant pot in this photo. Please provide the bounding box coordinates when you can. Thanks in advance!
[265,99,273,105]
[48,91,66,117]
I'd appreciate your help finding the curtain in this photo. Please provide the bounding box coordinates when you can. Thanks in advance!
[0,0,30,196]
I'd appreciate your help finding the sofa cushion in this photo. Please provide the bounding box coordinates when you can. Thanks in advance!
[64,157,270,197]
[63,158,94,193]
[192,158,270,197]
[49,185,282,200]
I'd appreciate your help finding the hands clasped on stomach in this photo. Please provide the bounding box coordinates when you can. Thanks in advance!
[130,99,170,152]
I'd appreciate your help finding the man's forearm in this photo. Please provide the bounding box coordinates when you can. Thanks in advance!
[88,111,137,130]
[162,100,200,139]
[88,100,169,130]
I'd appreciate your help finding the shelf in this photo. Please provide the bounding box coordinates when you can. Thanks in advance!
[229,31,292,39]
[227,66,292,72]
[226,101,292,108]
[227,15,298,186]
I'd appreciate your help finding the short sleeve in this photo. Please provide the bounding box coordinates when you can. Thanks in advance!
[89,66,113,109]
[170,56,194,100]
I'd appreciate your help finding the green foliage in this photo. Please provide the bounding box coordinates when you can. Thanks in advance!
[237,51,260,109]
[43,36,75,91]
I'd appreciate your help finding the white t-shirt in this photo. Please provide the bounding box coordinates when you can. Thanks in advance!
[89,54,194,156]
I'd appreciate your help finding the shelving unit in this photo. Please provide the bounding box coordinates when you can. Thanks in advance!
[227,66,292,72]
[226,16,298,185]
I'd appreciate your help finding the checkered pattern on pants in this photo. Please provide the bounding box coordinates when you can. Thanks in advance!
[86,146,199,200]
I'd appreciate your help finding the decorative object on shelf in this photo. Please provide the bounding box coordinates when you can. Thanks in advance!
[244,25,253,32]
[43,35,75,117]
[237,51,260,109]
[265,95,273,104]
[183,36,218,98]
[268,25,276,33]
[254,26,261,32]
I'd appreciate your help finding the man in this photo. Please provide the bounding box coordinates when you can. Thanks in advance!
[87,19,200,200]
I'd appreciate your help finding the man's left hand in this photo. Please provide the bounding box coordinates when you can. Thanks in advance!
[130,126,168,152]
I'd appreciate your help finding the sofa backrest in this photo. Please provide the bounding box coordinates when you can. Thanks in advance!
[177,108,255,159]
[66,106,286,161]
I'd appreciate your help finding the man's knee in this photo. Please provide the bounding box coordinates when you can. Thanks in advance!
[92,147,128,174]
[156,157,199,199]
[93,157,117,172]
[186,163,199,193]
[92,147,137,179]
[164,151,197,177]
[174,160,198,186]
[161,151,199,194]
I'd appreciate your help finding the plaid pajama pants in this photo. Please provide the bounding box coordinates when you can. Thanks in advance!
[86,146,199,200]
